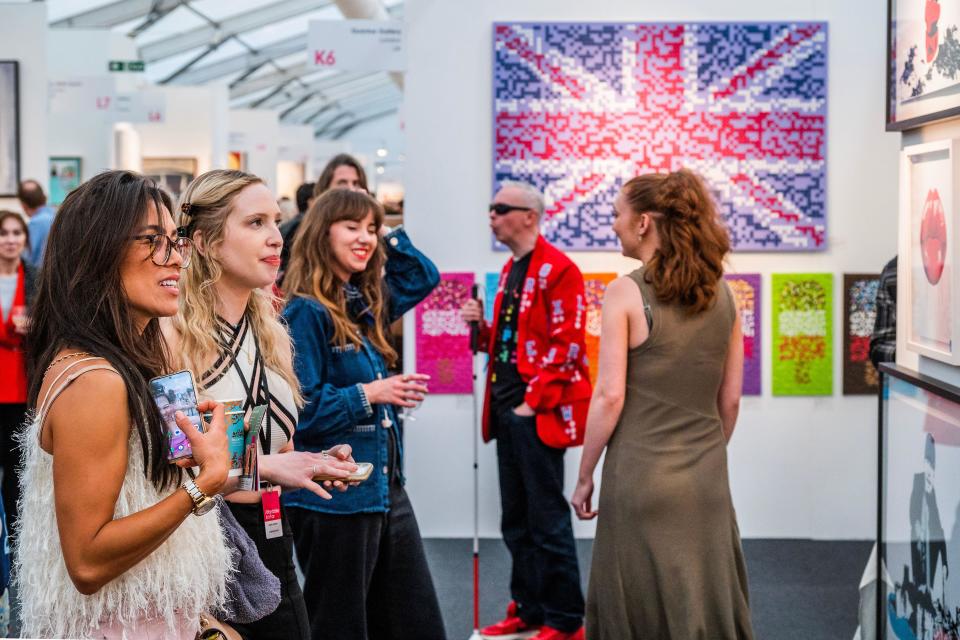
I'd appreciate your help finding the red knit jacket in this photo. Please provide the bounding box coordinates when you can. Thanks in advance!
[479,236,592,448]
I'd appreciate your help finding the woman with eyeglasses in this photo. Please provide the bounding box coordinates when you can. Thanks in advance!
[282,188,443,640]
[15,170,233,639]
[166,169,358,640]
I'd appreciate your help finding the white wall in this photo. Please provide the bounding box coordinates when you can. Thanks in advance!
[47,30,140,182]
[135,85,228,178]
[228,109,279,191]
[402,0,899,539]
[277,124,314,198]
[0,3,47,211]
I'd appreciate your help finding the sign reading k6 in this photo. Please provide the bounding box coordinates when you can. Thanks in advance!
[308,19,405,72]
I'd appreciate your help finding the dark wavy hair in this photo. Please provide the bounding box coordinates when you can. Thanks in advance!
[623,169,731,314]
[26,170,179,489]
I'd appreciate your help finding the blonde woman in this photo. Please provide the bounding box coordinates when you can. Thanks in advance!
[167,169,357,640]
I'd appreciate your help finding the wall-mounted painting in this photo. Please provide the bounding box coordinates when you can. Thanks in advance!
[902,140,960,364]
[879,364,960,638]
[771,273,833,396]
[887,0,960,130]
[583,272,617,385]
[49,157,81,206]
[725,273,762,396]
[843,273,881,396]
[0,61,20,197]
[493,22,827,251]
[142,157,197,202]
[415,272,474,394]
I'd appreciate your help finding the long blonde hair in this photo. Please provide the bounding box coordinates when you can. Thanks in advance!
[283,189,397,367]
[174,169,302,405]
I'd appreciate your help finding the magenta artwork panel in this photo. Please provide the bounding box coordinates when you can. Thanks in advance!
[725,273,762,396]
[415,272,474,394]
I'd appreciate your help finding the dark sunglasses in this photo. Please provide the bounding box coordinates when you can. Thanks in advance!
[488,203,532,216]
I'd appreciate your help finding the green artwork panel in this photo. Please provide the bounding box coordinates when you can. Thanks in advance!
[772,273,833,396]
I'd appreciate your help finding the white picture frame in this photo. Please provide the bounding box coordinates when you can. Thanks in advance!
[902,140,960,364]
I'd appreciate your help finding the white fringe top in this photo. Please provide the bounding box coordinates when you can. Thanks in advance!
[14,360,234,639]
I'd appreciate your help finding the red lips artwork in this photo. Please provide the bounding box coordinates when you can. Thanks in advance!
[926,0,941,63]
[920,188,947,285]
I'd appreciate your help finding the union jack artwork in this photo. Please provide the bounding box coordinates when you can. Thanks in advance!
[493,22,828,251]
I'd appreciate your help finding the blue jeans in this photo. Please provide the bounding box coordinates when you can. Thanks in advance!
[495,406,584,632]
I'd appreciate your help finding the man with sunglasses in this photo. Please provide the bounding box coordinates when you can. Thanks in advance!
[461,181,590,640]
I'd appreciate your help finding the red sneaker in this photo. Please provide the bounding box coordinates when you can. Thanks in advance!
[530,626,585,640]
[481,601,541,639]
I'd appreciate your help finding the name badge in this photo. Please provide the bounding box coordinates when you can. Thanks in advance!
[261,486,283,539]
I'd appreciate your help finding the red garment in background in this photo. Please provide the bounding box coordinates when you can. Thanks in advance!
[0,263,28,404]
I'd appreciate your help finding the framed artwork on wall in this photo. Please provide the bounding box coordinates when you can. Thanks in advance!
[725,273,762,396]
[142,157,197,201]
[771,273,833,396]
[415,272,474,394]
[843,273,881,396]
[0,61,20,198]
[887,0,960,131]
[878,364,960,638]
[492,22,827,252]
[583,273,617,385]
[902,140,960,364]
[49,157,81,205]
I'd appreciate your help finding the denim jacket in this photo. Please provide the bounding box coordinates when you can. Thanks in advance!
[282,228,440,514]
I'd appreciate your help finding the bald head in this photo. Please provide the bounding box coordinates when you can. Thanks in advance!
[17,180,46,214]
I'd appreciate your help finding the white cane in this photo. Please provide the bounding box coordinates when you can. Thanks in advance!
[468,283,482,640]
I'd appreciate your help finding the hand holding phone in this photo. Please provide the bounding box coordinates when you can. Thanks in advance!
[174,399,230,495]
[313,462,373,484]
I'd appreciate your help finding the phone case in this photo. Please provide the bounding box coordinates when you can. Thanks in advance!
[149,370,203,461]
[313,462,374,483]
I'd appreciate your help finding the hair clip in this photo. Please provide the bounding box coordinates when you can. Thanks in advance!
[176,225,191,238]
[180,202,192,215]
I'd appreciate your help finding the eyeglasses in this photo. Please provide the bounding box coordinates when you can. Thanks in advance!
[132,233,193,268]
[488,203,532,216]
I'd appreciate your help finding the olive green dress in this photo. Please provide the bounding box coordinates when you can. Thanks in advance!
[586,268,753,639]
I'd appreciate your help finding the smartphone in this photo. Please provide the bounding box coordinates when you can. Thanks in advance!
[313,461,374,483]
[149,370,203,461]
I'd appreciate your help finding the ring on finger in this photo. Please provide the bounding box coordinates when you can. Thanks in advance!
[311,464,318,476]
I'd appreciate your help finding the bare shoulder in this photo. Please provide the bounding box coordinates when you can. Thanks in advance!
[42,357,130,449]
[605,275,644,306]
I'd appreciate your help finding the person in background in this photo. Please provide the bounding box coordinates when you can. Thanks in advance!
[460,181,590,640]
[0,211,35,546]
[571,169,753,639]
[870,256,897,369]
[16,180,55,267]
[17,170,232,639]
[169,169,358,640]
[279,153,367,283]
[278,182,315,281]
[278,196,298,224]
[283,188,443,640]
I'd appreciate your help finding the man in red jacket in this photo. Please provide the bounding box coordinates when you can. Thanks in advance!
[462,181,591,640]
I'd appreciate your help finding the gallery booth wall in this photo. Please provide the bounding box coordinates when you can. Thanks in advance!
[401,0,900,540]
[0,3,46,211]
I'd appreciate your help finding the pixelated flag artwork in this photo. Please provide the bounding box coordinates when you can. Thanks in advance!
[583,273,617,384]
[415,272,474,394]
[724,273,762,396]
[484,272,501,324]
[772,273,832,396]
[493,22,828,252]
[843,274,880,396]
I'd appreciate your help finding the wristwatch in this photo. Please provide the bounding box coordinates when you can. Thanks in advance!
[182,478,215,516]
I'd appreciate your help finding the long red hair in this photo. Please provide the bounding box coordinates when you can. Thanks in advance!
[623,169,730,314]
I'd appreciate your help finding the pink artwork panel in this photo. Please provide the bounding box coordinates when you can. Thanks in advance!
[415,272,474,394]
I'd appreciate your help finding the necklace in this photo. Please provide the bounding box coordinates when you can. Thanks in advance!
[44,351,94,374]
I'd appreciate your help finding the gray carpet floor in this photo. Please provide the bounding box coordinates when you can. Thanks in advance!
[423,538,873,640]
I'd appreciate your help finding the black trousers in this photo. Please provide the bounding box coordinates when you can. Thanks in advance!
[0,403,25,546]
[494,406,584,632]
[226,501,311,640]
[288,482,446,640]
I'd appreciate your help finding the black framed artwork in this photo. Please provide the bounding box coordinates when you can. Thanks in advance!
[887,0,960,131]
[878,364,960,637]
[0,60,20,197]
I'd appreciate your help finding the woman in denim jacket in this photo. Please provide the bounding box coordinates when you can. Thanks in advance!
[282,188,444,640]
